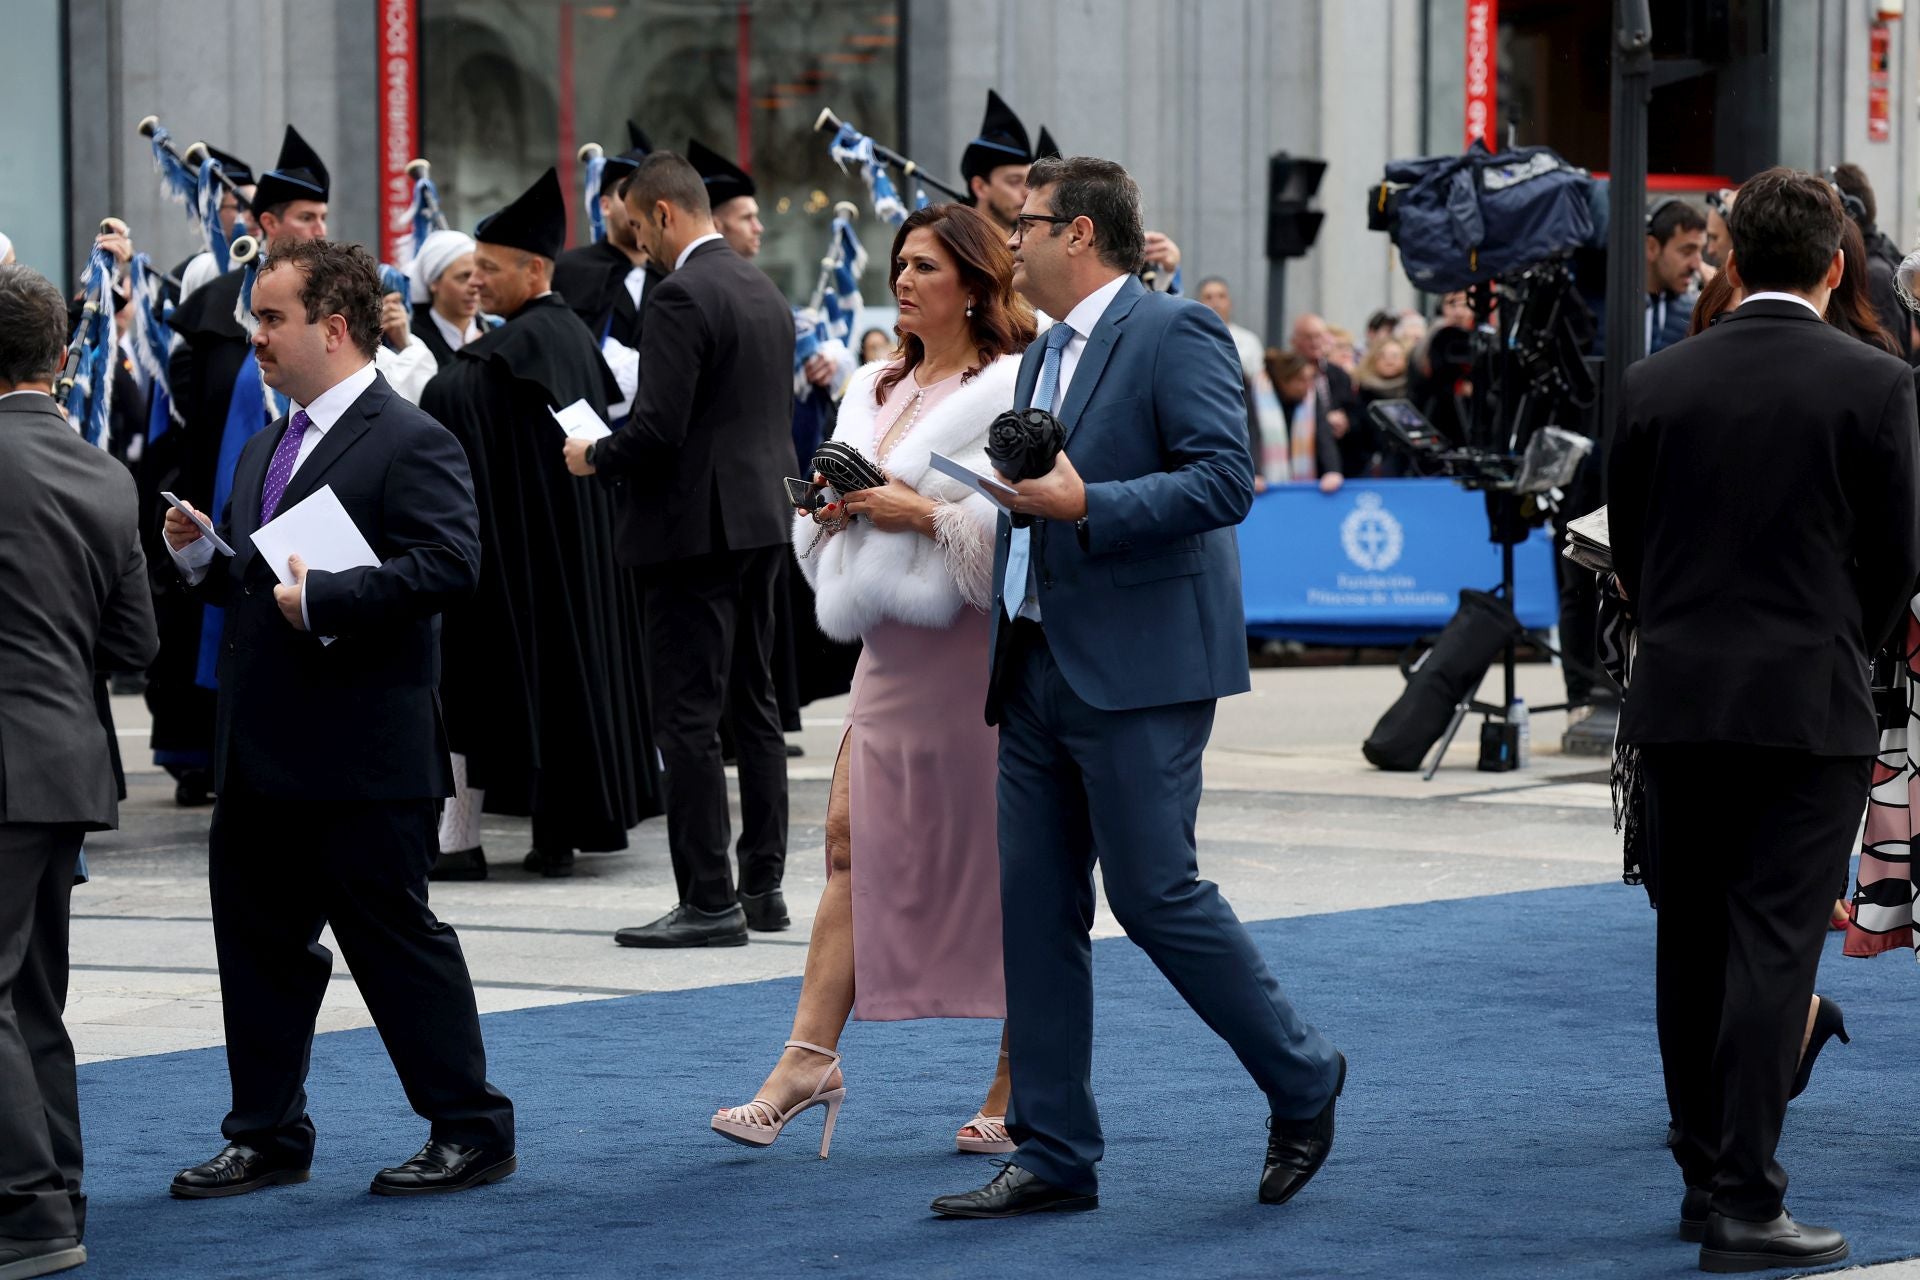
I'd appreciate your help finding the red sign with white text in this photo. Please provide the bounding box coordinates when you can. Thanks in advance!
[377,0,419,265]
[1465,0,1498,151]
[1869,22,1892,143]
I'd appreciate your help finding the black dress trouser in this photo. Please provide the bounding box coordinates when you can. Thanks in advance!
[643,544,789,912]
[208,786,514,1160]
[1642,744,1868,1221]
[0,824,84,1243]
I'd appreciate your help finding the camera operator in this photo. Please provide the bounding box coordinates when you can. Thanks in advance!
[1409,290,1475,446]
[1643,198,1705,354]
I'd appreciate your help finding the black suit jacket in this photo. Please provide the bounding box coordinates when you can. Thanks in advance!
[590,238,795,566]
[186,372,481,799]
[0,394,158,828]
[1609,298,1920,755]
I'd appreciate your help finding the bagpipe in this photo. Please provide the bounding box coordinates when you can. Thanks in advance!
[816,108,957,226]
[138,115,251,275]
[577,141,613,243]
[402,157,448,263]
[57,218,127,448]
[794,201,865,375]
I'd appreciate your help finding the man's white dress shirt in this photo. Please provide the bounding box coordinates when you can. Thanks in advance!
[170,360,379,631]
[1014,272,1131,623]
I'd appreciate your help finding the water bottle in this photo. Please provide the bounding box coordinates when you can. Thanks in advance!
[1510,697,1531,768]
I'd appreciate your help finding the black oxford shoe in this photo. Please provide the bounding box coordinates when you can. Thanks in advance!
[1261,1051,1346,1205]
[930,1164,1098,1219]
[740,888,790,932]
[614,903,749,948]
[1699,1210,1847,1273]
[369,1140,517,1197]
[429,847,488,882]
[1679,1186,1710,1242]
[521,847,575,878]
[170,1143,310,1199]
[0,1236,85,1280]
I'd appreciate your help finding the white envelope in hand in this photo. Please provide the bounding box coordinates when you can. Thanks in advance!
[250,484,379,587]
[550,398,612,441]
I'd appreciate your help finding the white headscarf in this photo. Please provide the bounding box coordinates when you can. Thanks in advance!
[0,232,13,266]
[406,230,476,304]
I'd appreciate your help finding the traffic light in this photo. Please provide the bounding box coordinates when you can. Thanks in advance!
[1267,153,1326,260]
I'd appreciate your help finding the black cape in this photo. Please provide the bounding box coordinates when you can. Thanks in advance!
[551,240,656,348]
[420,293,661,850]
[144,268,252,766]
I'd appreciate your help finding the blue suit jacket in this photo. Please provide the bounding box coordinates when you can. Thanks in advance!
[987,276,1254,720]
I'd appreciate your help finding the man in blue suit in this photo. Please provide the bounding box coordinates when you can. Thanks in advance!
[931,157,1345,1219]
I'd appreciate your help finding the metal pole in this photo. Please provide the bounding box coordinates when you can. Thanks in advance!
[1266,260,1287,359]
[1603,0,1654,453]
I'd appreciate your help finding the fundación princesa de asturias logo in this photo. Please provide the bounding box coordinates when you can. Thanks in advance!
[1340,492,1404,571]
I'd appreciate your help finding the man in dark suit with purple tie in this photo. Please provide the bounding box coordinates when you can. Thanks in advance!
[162,239,515,1202]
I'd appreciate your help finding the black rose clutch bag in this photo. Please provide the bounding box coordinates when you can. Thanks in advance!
[985,408,1064,481]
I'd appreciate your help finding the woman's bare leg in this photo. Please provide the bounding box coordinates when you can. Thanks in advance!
[718,733,854,1124]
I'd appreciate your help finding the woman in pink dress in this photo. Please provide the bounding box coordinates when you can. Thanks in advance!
[711,203,1034,1157]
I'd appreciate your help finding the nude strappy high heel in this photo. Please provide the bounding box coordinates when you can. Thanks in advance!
[955,1113,1015,1155]
[711,1040,847,1159]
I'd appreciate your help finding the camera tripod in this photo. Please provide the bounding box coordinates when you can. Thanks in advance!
[1415,276,1604,779]
[1419,496,1596,780]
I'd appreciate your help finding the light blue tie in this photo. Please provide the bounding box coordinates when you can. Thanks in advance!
[1003,324,1075,620]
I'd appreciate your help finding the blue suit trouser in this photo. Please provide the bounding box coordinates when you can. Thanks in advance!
[995,629,1341,1194]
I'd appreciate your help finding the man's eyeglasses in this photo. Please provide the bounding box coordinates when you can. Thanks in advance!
[1011,213,1073,241]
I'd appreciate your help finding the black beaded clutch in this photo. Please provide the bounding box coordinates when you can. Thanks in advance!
[811,440,888,496]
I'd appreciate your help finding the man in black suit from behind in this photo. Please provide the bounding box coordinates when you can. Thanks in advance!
[564,150,796,947]
[163,239,515,1201]
[0,265,158,1280]
[1610,167,1920,1273]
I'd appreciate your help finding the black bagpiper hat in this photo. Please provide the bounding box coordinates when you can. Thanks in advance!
[251,125,329,211]
[476,167,567,260]
[688,137,756,207]
[960,90,1032,188]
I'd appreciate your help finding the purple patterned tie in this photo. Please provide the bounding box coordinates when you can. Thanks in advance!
[259,410,311,524]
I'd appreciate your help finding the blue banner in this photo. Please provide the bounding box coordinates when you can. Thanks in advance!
[1239,478,1559,643]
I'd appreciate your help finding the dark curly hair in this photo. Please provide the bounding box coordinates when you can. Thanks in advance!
[874,203,1035,404]
[259,238,384,358]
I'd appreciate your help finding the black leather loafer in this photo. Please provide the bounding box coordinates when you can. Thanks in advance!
[740,889,790,932]
[428,847,488,882]
[0,1236,86,1280]
[1261,1051,1346,1205]
[369,1140,517,1197]
[170,1143,310,1199]
[1679,1186,1710,1242]
[614,903,749,948]
[521,847,575,878]
[930,1164,1098,1218]
[1699,1210,1847,1273]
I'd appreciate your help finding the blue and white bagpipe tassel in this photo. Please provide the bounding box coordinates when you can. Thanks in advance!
[195,156,238,272]
[795,202,866,380]
[582,146,609,243]
[127,252,175,441]
[145,121,201,216]
[828,123,907,227]
[406,161,449,263]
[820,207,865,349]
[378,262,411,301]
[913,185,931,211]
[60,243,119,449]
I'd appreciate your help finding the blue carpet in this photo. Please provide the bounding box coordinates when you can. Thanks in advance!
[71,880,1920,1279]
